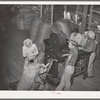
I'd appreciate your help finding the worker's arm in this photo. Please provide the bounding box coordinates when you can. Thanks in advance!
[69,33,74,41]
[65,54,72,65]
[83,47,93,52]
[32,44,39,56]
[39,63,50,69]
[62,54,69,57]
[22,46,27,58]
[24,57,29,70]
[79,46,93,52]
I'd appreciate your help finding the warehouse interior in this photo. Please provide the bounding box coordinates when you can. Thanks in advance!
[0,5,100,91]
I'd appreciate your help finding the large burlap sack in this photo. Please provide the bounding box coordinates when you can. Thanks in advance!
[51,18,71,39]
[37,52,45,63]
[51,18,79,39]
[17,63,39,90]
[16,14,24,30]
[36,22,51,44]
[29,17,42,42]
[35,22,51,53]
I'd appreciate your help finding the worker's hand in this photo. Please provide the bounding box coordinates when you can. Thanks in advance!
[62,54,69,57]
[39,64,46,69]
[40,63,50,69]
[45,63,50,67]
[24,66,27,70]
[78,47,83,50]
[26,57,29,61]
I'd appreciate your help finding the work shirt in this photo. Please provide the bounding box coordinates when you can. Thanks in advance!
[23,44,39,58]
[68,47,78,66]
[69,33,83,45]
[82,38,97,53]
[80,34,88,47]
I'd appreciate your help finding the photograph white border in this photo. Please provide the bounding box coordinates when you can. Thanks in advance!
[0,1,100,99]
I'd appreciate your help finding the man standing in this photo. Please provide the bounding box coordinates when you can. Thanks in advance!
[22,38,39,64]
[79,31,97,78]
[55,40,78,90]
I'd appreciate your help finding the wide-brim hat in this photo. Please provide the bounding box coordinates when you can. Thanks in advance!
[23,39,33,47]
[87,31,95,39]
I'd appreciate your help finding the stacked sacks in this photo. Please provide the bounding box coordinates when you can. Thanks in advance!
[51,18,79,39]
[35,22,51,47]
[19,6,33,30]
[35,21,51,63]
[29,17,51,63]
[15,14,24,30]
[13,6,40,30]
[23,6,40,30]
[35,21,51,50]
[51,18,72,39]
[29,17,42,42]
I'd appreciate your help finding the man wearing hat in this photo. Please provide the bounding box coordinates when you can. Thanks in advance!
[79,31,97,78]
[56,40,78,90]
[23,38,39,66]
[18,38,51,90]
[18,38,39,90]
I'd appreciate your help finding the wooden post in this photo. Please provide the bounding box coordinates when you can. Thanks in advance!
[88,5,94,30]
[80,5,88,34]
[46,5,49,22]
[64,5,66,11]
[40,5,42,18]
[51,5,54,25]
[76,5,80,14]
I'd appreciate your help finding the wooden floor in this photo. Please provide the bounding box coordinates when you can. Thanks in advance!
[0,20,100,91]
[0,21,28,89]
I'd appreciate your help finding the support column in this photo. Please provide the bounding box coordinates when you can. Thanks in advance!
[51,5,54,25]
[40,5,42,18]
[80,5,88,34]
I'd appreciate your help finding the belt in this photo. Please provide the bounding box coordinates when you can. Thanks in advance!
[67,63,74,66]
[29,60,34,63]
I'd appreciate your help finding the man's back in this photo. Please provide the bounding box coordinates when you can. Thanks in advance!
[83,38,97,53]
[68,47,78,66]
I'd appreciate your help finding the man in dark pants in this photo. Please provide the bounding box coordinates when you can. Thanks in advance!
[79,31,97,78]
[55,40,78,90]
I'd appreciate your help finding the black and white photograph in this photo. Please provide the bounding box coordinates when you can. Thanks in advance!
[0,2,100,96]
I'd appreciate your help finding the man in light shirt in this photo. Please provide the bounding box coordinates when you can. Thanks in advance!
[23,38,39,64]
[69,28,83,45]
